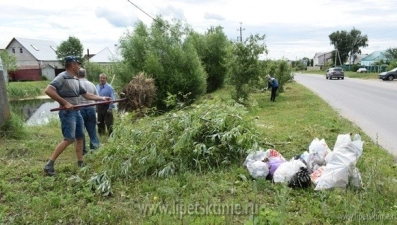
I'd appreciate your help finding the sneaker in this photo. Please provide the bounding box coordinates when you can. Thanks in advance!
[43,163,56,176]
[77,161,86,168]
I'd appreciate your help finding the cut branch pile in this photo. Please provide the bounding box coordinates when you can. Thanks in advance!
[118,72,156,112]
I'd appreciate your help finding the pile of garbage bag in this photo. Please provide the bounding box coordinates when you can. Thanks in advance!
[243,133,364,190]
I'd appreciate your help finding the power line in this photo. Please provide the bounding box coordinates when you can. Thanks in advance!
[127,0,157,22]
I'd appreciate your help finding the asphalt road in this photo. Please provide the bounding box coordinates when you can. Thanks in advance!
[294,73,397,156]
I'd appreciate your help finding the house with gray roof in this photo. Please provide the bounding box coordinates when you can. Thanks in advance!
[4,37,63,80]
[360,51,386,66]
[313,51,333,66]
[88,47,118,65]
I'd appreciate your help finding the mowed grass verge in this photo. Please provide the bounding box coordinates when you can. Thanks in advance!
[1,81,397,224]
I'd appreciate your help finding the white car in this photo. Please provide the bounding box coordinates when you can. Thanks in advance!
[357,68,367,73]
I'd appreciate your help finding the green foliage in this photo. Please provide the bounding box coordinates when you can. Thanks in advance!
[6,81,48,100]
[189,26,231,93]
[0,50,18,72]
[56,36,84,66]
[0,113,26,139]
[2,81,397,224]
[384,47,397,61]
[119,17,207,111]
[94,99,260,184]
[228,34,267,102]
[329,28,368,66]
[385,60,397,71]
[262,60,292,93]
[84,61,106,83]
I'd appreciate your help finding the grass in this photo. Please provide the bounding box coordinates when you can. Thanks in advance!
[6,81,49,100]
[1,81,397,224]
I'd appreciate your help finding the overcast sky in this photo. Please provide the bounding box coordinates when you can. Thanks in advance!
[1,0,396,60]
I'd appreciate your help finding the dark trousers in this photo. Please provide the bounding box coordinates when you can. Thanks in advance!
[270,87,278,102]
[97,105,113,136]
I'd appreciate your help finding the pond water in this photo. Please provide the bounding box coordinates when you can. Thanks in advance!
[10,98,59,126]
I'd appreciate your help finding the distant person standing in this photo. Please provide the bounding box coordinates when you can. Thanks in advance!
[96,73,115,136]
[265,74,279,102]
[77,68,100,155]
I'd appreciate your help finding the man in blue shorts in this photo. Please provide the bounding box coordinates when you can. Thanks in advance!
[43,56,110,176]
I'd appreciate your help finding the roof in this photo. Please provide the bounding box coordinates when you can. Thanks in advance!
[89,47,116,63]
[361,51,386,61]
[314,51,333,58]
[6,37,58,61]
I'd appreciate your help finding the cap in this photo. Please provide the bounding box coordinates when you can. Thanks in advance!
[64,56,81,64]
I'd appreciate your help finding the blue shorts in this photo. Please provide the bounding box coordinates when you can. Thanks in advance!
[58,110,84,142]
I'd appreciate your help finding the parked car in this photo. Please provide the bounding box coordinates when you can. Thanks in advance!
[326,67,344,80]
[379,67,397,81]
[357,68,367,73]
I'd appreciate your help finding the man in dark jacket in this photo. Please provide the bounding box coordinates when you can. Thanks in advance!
[265,74,279,102]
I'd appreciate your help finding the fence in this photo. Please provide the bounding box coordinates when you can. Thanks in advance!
[341,65,387,73]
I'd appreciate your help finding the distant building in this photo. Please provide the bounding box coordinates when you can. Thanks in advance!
[313,51,333,66]
[4,37,62,81]
[360,51,387,66]
[88,47,118,65]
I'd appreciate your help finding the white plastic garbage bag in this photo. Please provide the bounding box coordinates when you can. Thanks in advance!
[307,138,331,173]
[314,133,363,190]
[244,149,286,179]
[273,159,306,183]
[246,160,270,178]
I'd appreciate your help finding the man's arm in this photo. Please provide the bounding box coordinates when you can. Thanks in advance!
[45,86,73,109]
[82,92,111,101]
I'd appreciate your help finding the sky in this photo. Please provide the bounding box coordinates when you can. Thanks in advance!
[1,0,397,60]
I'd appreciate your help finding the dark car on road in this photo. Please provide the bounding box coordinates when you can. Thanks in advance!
[326,67,344,80]
[379,67,397,81]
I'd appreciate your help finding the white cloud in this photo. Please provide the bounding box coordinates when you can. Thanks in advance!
[1,0,397,60]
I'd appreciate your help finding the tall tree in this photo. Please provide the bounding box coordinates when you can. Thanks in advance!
[119,17,207,111]
[329,28,368,66]
[56,36,84,66]
[228,34,267,102]
[188,26,231,93]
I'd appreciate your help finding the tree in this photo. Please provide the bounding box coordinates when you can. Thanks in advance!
[384,47,397,61]
[329,28,368,66]
[0,50,18,82]
[228,34,267,102]
[119,17,207,111]
[56,36,84,67]
[188,26,231,93]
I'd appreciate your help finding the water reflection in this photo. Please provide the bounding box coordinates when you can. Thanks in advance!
[10,99,59,126]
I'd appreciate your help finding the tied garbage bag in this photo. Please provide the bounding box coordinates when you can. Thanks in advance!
[246,160,269,178]
[243,150,269,178]
[273,159,306,183]
[307,138,331,173]
[288,167,311,188]
[243,149,285,179]
[314,133,363,190]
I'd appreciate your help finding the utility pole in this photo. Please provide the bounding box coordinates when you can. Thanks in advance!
[334,42,338,67]
[237,22,245,42]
